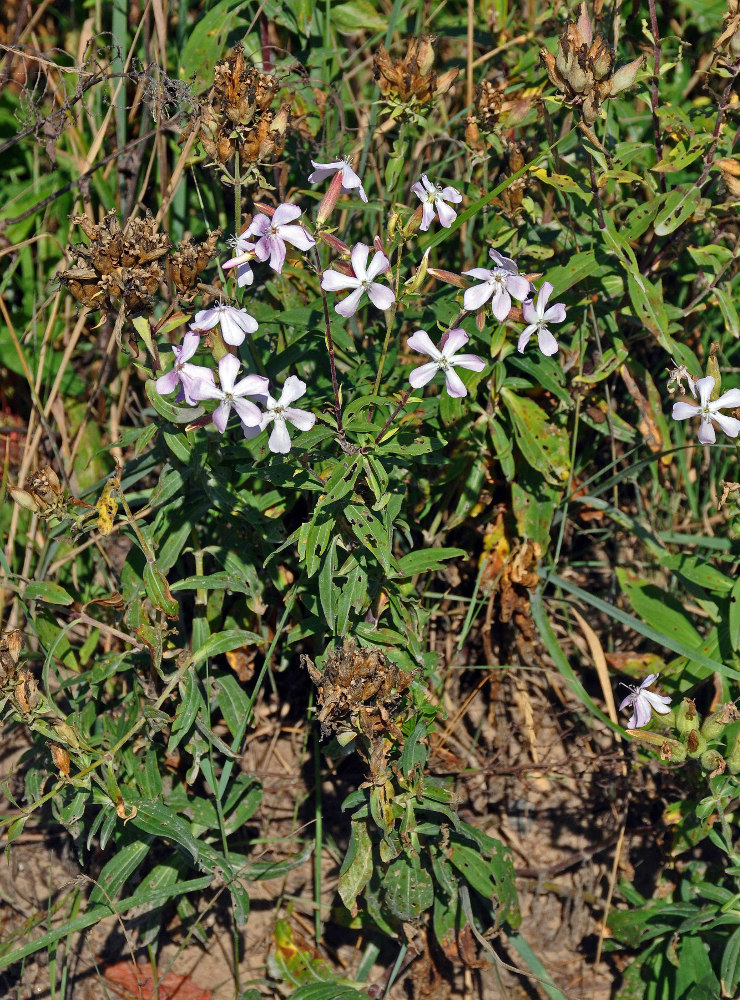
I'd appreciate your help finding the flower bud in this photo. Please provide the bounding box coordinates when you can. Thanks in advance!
[686,728,708,758]
[700,749,726,777]
[589,37,614,80]
[707,352,722,401]
[316,169,344,228]
[609,55,644,96]
[404,248,430,294]
[700,702,739,740]
[8,486,39,512]
[675,697,700,735]
[416,35,437,76]
[726,728,740,773]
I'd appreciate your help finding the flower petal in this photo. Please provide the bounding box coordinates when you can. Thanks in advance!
[536,281,554,313]
[521,299,538,324]
[452,353,486,372]
[191,309,219,332]
[407,330,441,359]
[268,235,287,273]
[245,214,270,239]
[284,406,316,431]
[212,400,231,433]
[643,690,672,713]
[713,388,740,410]
[411,181,426,201]
[322,269,357,292]
[442,328,469,356]
[367,283,395,311]
[517,325,536,353]
[491,288,512,322]
[268,418,292,454]
[712,412,740,438]
[463,281,494,312]
[696,376,715,408]
[217,353,239,393]
[439,185,462,203]
[630,696,652,729]
[272,203,302,227]
[408,361,439,388]
[463,267,496,281]
[350,242,370,280]
[420,202,435,231]
[155,370,179,395]
[537,327,559,356]
[278,224,315,251]
[672,401,700,421]
[278,375,307,407]
[365,250,390,282]
[444,368,468,398]
[233,398,262,427]
[543,303,567,324]
[435,199,457,228]
[178,330,201,361]
[335,286,365,317]
[507,274,531,301]
[697,417,716,444]
[234,373,270,397]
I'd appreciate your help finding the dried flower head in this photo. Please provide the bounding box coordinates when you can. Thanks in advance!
[59,210,170,315]
[373,35,459,106]
[197,43,292,167]
[540,3,644,124]
[302,638,413,741]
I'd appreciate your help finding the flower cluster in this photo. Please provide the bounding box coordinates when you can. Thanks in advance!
[671,375,740,445]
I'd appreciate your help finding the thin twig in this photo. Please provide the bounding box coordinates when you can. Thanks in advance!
[312,247,346,442]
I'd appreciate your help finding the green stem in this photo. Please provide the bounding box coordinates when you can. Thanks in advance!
[372,243,404,397]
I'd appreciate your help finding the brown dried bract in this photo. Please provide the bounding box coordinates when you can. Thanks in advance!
[15,669,39,714]
[195,44,291,167]
[0,629,23,687]
[715,0,740,60]
[373,35,459,105]
[49,744,71,777]
[302,638,413,740]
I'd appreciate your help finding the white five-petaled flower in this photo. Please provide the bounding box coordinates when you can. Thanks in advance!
[517,281,566,357]
[407,329,486,398]
[222,234,256,288]
[671,375,740,445]
[244,204,316,274]
[308,157,368,203]
[189,354,268,433]
[411,174,462,232]
[463,248,531,322]
[155,331,216,405]
[190,303,258,347]
[618,673,672,729]
[244,375,316,454]
[321,243,395,318]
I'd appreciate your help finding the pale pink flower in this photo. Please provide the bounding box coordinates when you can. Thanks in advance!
[321,243,395,317]
[308,157,368,203]
[155,330,215,405]
[463,248,530,321]
[672,375,740,445]
[407,329,486,398]
[619,674,672,729]
[245,204,315,274]
[518,282,566,356]
[191,303,258,347]
[244,375,316,454]
[189,354,268,433]
[411,174,462,231]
